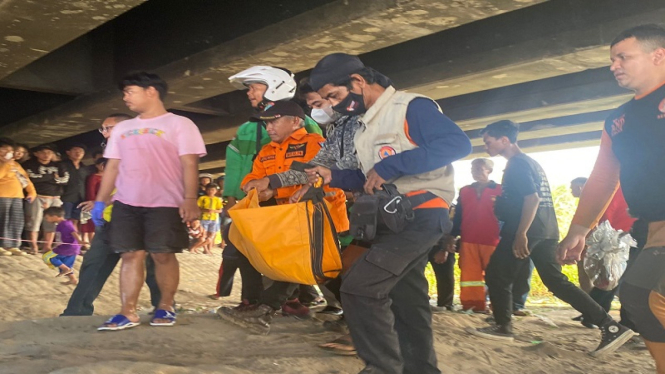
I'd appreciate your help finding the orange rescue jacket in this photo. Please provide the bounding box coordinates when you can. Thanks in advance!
[242,128,349,232]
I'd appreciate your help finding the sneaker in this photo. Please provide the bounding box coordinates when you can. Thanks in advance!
[217,304,275,335]
[282,299,311,319]
[590,319,636,357]
[580,317,597,329]
[430,305,448,314]
[317,305,343,316]
[301,297,326,307]
[512,309,530,317]
[572,314,583,322]
[466,324,514,341]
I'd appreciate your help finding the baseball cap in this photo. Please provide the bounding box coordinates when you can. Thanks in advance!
[32,144,58,153]
[252,101,305,121]
[65,143,87,152]
[309,53,365,91]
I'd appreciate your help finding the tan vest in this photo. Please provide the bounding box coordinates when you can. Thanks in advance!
[355,86,455,204]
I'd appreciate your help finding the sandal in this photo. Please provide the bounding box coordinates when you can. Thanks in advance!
[150,309,176,327]
[98,314,140,331]
[318,335,356,356]
[7,248,24,256]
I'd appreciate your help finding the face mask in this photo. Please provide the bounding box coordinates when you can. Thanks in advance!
[333,90,366,116]
[311,106,340,125]
[3,152,13,161]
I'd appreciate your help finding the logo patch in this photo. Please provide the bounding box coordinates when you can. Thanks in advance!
[347,100,359,112]
[260,154,275,162]
[611,114,625,136]
[378,146,396,159]
[285,143,307,159]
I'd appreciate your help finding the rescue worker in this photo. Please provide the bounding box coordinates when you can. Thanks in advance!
[217,101,349,334]
[306,53,471,374]
[242,77,362,353]
[444,158,502,312]
[221,66,322,311]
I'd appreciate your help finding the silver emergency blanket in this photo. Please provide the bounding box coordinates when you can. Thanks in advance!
[584,221,636,291]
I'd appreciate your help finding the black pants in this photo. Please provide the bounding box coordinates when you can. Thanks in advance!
[341,208,449,374]
[217,258,239,297]
[428,247,455,307]
[486,235,609,327]
[513,259,533,310]
[61,224,161,316]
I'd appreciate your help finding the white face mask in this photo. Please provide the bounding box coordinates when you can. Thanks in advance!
[3,152,13,161]
[311,106,340,125]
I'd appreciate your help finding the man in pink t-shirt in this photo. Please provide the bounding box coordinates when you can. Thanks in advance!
[94,72,206,331]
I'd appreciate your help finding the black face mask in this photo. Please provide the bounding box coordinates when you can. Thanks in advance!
[333,90,366,116]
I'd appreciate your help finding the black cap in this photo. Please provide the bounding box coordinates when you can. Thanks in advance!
[309,53,365,91]
[32,143,58,153]
[252,101,305,121]
[65,143,87,152]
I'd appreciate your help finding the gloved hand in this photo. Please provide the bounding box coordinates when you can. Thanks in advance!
[91,201,107,227]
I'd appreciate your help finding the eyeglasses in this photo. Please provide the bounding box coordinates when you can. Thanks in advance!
[98,126,114,133]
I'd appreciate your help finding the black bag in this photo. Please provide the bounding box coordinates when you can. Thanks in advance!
[349,184,415,240]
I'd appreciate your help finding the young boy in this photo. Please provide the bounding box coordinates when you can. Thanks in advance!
[468,120,633,356]
[43,206,81,285]
[94,71,206,330]
[187,219,205,254]
[197,183,222,255]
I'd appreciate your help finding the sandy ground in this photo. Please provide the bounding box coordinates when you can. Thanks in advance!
[0,251,657,374]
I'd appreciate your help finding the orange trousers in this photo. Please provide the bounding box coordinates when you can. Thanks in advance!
[459,242,496,311]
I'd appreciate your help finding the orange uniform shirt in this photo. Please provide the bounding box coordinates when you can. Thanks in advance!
[242,128,349,232]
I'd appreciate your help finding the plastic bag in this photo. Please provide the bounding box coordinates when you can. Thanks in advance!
[584,220,636,290]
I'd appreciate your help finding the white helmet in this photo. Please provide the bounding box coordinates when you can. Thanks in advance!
[228,66,297,102]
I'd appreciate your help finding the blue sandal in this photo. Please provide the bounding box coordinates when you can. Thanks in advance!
[98,314,140,331]
[150,309,176,327]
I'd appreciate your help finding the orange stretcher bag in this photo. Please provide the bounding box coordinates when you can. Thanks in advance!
[228,189,342,285]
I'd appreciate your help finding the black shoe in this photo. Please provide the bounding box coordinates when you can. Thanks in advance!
[572,314,583,322]
[217,304,275,335]
[318,305,343,316]
[466,324,514,341]
[590,319,636,357]
[580,317,597,329]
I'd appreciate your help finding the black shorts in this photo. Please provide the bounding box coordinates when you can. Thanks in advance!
[109,201,188,253]
[621,283,665,342]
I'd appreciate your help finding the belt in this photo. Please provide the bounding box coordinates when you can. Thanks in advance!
[405,190,449,210]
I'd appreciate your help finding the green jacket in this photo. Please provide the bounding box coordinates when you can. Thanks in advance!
[223,116,322,200]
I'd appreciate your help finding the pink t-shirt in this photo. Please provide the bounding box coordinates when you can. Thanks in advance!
[104,112,207,208]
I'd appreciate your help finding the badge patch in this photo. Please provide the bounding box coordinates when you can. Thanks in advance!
[378,146,396,159]
[285,143,307,159]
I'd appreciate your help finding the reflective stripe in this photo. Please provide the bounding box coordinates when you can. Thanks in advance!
[460,281,485,287]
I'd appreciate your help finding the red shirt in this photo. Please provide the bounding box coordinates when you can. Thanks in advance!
[452,182,502,246]
[599,187,636,232]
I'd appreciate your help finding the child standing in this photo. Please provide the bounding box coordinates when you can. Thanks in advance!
[43,206,81,285]
[197,184,222,255]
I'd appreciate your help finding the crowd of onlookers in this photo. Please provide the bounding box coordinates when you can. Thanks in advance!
[0,139,103,257]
